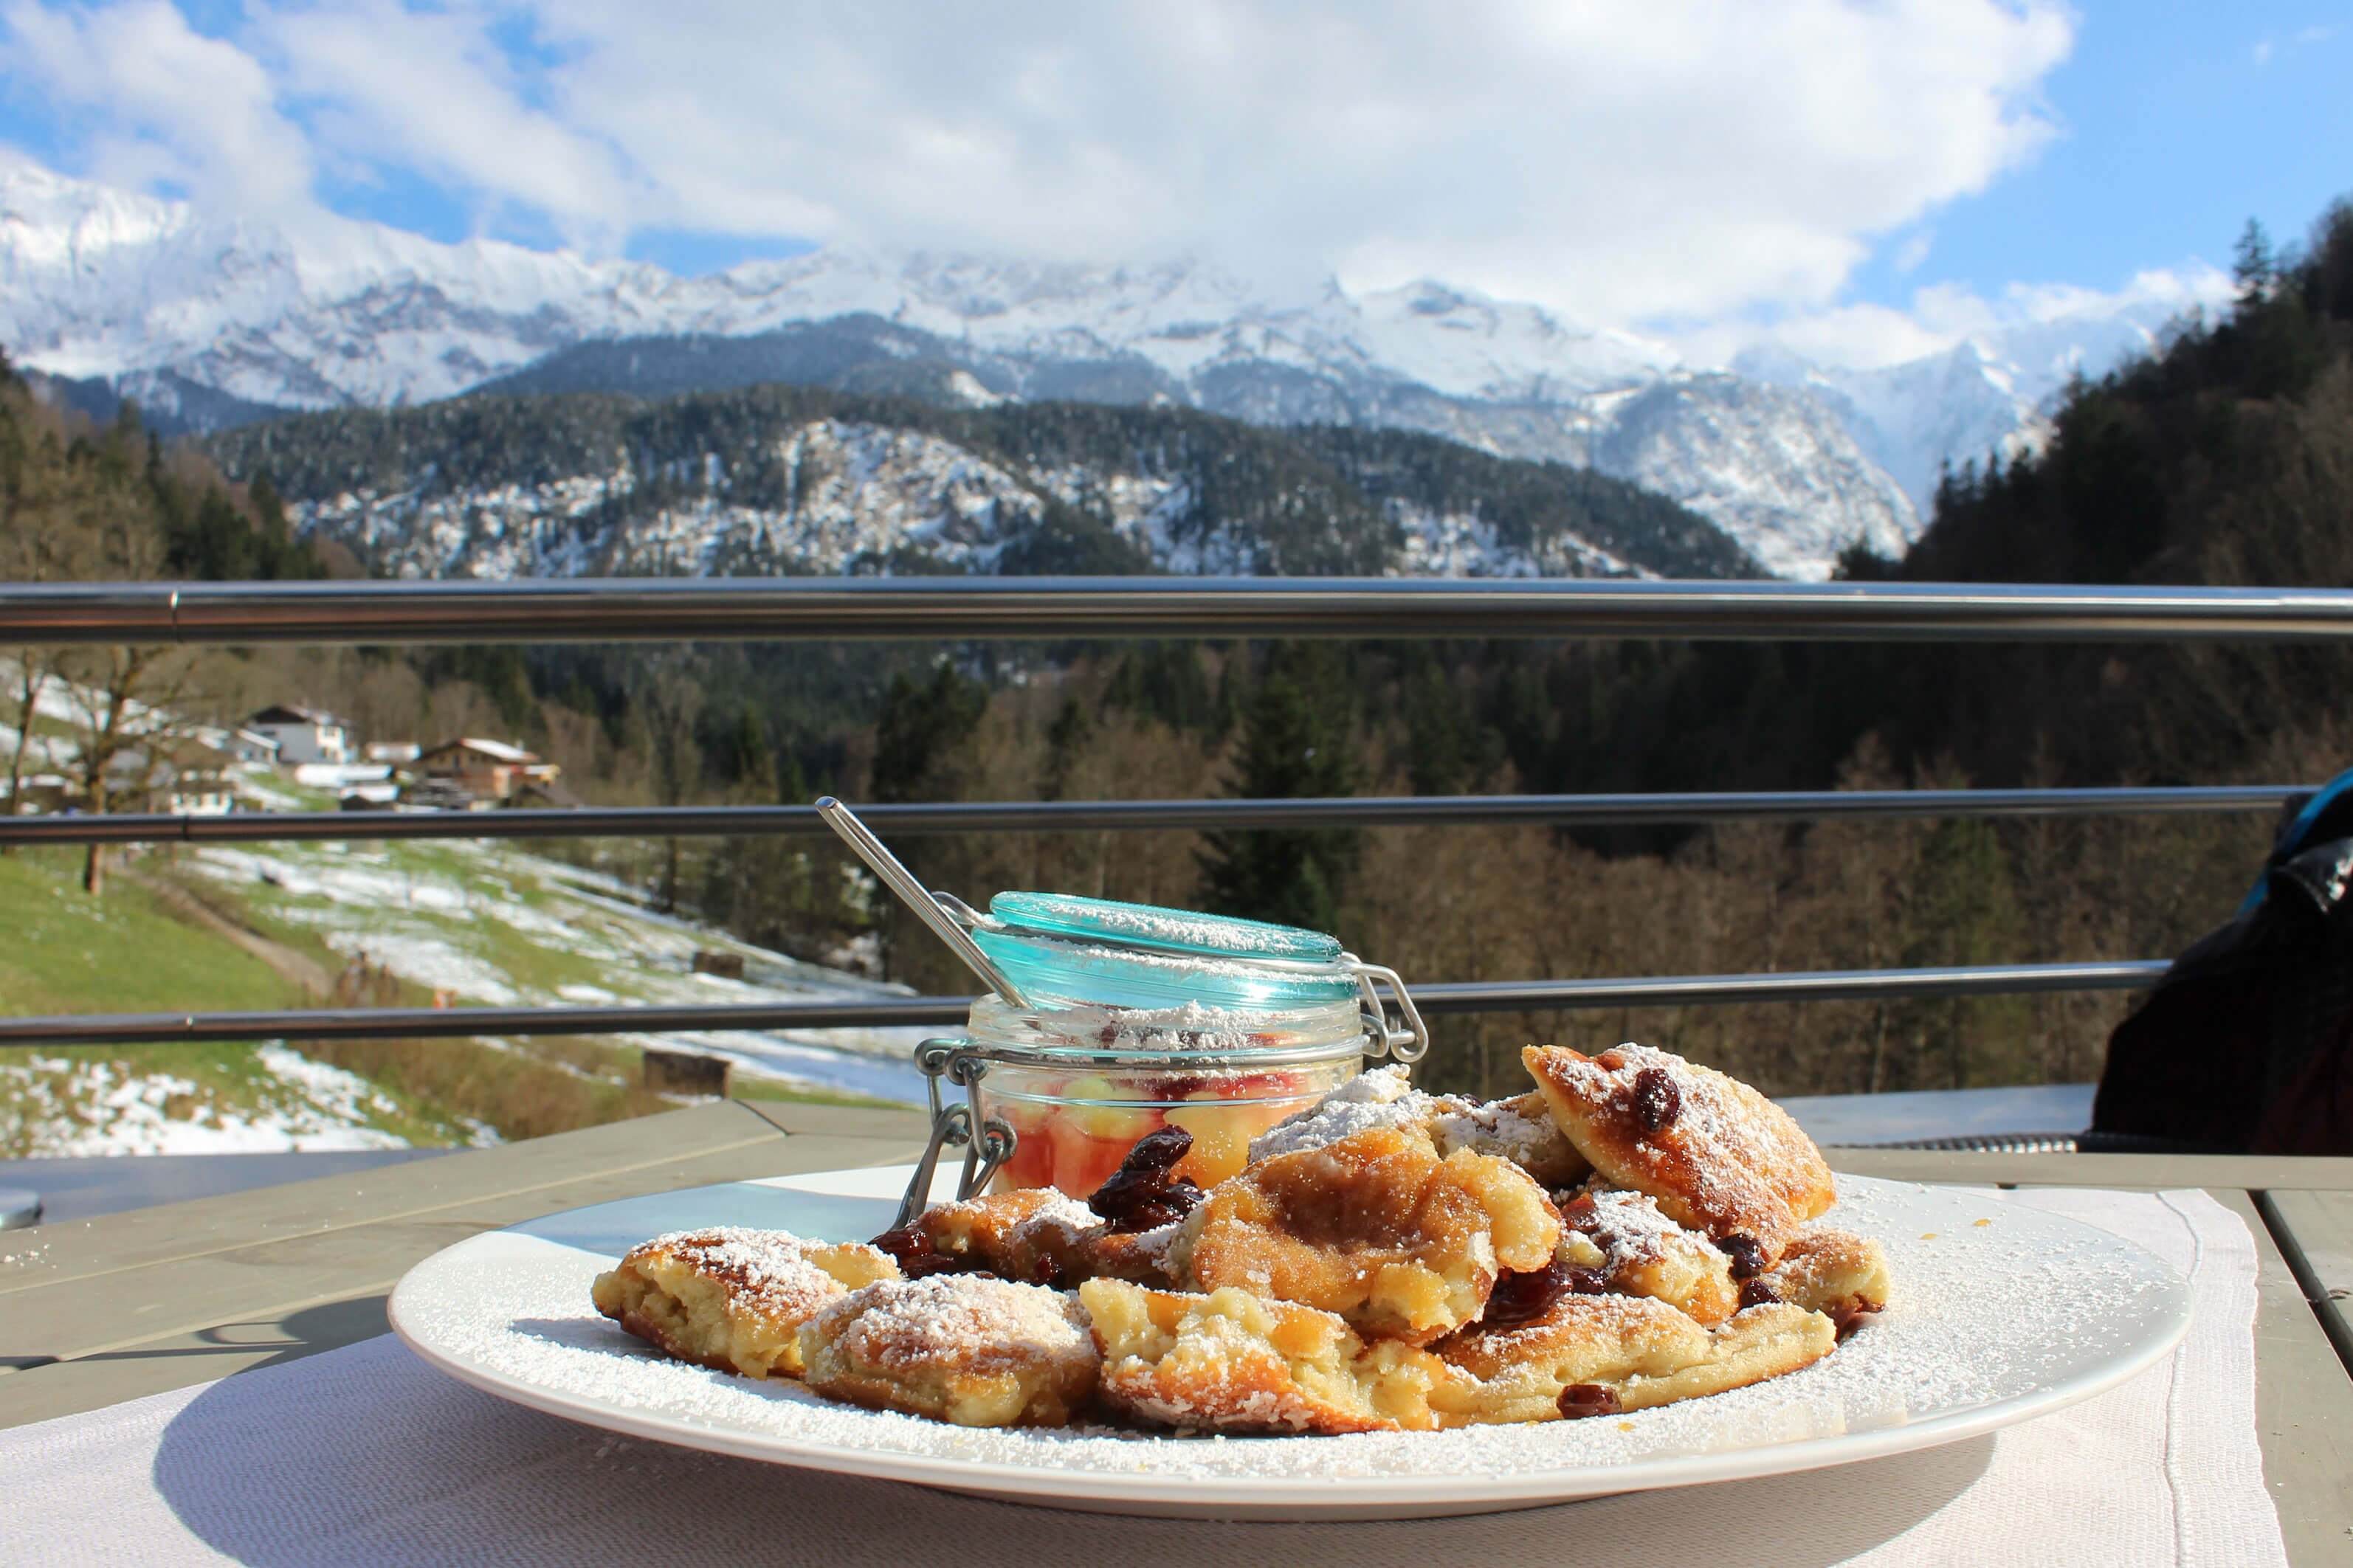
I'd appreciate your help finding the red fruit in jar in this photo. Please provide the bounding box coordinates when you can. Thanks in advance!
[990,1127,1059,1193]
[1047,1113,1145,1196]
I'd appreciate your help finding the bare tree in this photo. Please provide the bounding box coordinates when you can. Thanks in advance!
[0,423,89,841]
[44,487,202,893]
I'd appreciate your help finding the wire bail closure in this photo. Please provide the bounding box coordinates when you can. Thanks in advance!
[1348,953,1431,1063]
[891,1038,1016,1231]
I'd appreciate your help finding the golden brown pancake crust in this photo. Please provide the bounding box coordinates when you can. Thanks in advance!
[1176,1125,1563,1344]
[590,1228,898,1378]
[1523,1043,1834,1262]
[1082,1278,1456,1434]
[799,1275,1099,1427]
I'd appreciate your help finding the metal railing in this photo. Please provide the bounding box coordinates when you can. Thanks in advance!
[0,784,2307,848]
[10,576,2353,644]
[0,964,2174,1047]
[3,574,2322,1051]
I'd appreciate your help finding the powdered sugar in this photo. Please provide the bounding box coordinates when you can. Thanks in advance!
[1531,1043,1830,1248]
[1430,1094,1576,1173]
[806,1276,1090,1372]
[610,1229,885,1317]
[1247,1065,1438,1161]
[394,1174,2188,1496]
[1572,1187,1694,1269]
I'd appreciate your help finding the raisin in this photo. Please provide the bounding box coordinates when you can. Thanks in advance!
[1718,1234,1767,1279]
[1089,1126,1205,1233]
[1830,1300,1881,1339]
[1738,1278,1781,1310]
[869,1224,968,1280]
[1557,1384,1622,1420]
[1480,1263,1569,1330]
[1557,1192,1600,1230]
[1565,1265,1610,1296]
[1631,1066,1681,1134]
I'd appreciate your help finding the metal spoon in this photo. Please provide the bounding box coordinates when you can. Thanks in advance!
[813,796,1030,1008]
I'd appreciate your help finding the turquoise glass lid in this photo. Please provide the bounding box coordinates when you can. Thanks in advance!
[968,891,1357,1011]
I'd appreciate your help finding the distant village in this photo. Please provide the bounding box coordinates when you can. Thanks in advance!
[7,702,568,818]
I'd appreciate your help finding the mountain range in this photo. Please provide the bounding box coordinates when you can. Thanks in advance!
[1,155,2202,579]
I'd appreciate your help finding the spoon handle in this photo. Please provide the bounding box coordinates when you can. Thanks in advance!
[814,796,1031,1009]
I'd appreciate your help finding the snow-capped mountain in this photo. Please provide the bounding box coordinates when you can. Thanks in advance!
[1,156,2194,578]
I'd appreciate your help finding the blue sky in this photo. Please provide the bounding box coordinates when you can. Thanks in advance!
[1847,1,2351,311]
[0,2,2343,359]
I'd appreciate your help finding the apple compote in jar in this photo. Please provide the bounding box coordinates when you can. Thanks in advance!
[898,892,1427,1210]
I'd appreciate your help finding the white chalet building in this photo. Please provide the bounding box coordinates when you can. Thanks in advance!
[244,705,355,766]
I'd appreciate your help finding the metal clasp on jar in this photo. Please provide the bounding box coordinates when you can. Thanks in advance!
[1346,953,1430,1063]
[891,1038,1018,1231]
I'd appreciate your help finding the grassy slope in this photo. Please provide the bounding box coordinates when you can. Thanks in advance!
[0,815,902,1156]
[0,846,303,1013]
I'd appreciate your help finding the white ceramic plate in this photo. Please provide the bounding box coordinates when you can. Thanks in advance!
[389,1168,2190,1519]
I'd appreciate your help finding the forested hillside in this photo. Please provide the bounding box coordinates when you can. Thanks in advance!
[201,382,1756,581]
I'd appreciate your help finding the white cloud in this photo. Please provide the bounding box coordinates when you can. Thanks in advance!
[2254,24,2338,64]
[1,0,311,213]
[254,0,639,252]
[1685,261,2235,372]
[0,0,2075,328]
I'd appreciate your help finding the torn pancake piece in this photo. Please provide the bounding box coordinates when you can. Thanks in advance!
[799,1274,1099,1428]
[1760,1226,1892,1336]
[1429,1090,1593,1188]
[1523,1043,1835,1263]
[1176,1125,1562,1344]
[1611,1302,1836,1414]
[1430,1290,1714,1426]
[591,1228,899,1378]
[1557,1184,1739,1327]
[1081,1278,1456,1434]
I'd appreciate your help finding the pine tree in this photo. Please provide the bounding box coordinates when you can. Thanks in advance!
[2233,218,2276,307]
[1196,653,1360,932]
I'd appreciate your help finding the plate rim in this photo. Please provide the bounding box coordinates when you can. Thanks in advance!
[387,1170,2192,1514]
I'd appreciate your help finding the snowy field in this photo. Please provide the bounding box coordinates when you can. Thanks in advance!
[1,1046,435,1156]
[179,811,931,1105]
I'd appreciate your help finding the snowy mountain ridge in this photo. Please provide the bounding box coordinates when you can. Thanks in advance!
[3,156,2199,578]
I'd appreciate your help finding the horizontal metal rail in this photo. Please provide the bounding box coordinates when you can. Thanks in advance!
[0,960,2171,1047]
[14,578,2353,646]
[0,785,2306,847]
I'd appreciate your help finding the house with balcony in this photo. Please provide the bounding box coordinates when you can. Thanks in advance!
[243,705,354,766]
[415,737,560,803]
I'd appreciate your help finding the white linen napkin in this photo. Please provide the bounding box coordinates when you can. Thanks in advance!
[0,1187,2290,1567]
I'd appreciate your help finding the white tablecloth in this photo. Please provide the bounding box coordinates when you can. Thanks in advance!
[0,1187,2291,1567]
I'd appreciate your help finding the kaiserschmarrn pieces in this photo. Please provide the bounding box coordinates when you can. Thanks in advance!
[1557,1184,1739,1327]
[1431,1289,1836,1423]
[1081,1278,1458,1434]
[1429,1090,1593,1189]
[1609,1302,1836,1415]
[915,1186,1092,1265]
[1176,1125,1563,1344]
[1430,1288,1714,1425]
[590,1227,899,1379]
[798,1275,1099,1428]
[909,1187,1180,1288]
[1246,1068,1591,1191]
[593,1038,1889,1440]
[1760,1226,1892,1334]
[1523,1043,1835,1263]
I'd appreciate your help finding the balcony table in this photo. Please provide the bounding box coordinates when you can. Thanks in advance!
[1,1100,2349,1562]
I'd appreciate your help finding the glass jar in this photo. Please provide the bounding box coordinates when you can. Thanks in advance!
[892,891,1428,1223]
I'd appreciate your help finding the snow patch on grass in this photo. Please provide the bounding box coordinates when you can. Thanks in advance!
[1,1047,412,1156]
